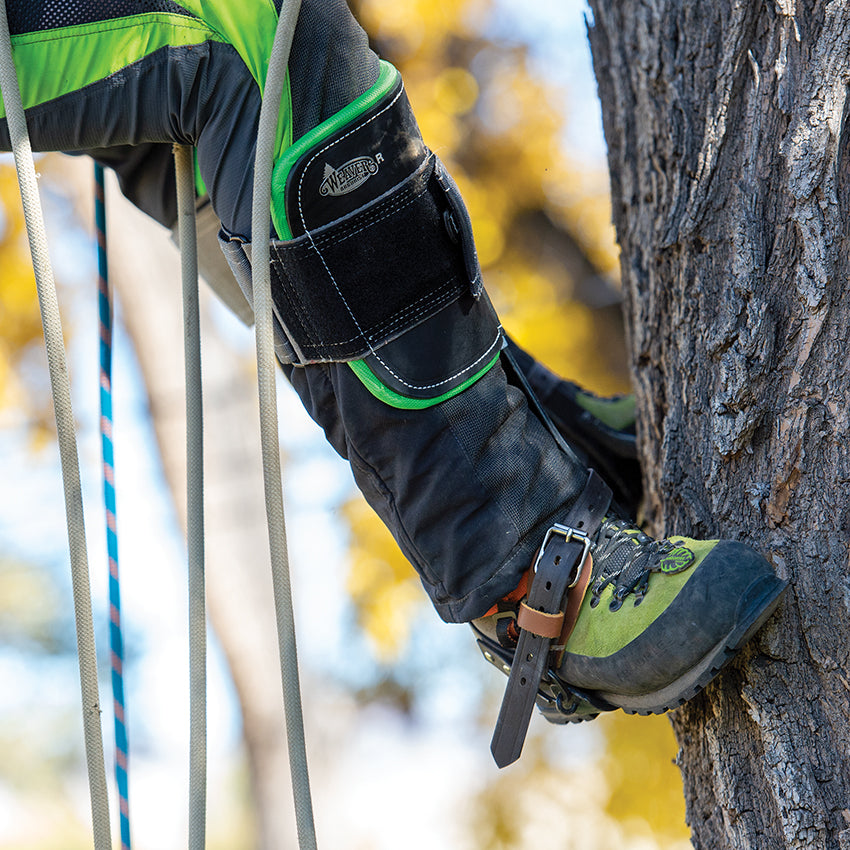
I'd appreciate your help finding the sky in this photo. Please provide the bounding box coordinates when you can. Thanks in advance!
[489,0,607,166]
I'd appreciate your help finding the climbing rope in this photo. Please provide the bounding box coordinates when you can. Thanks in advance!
[2,0,317,847]
[95,163,131,850]
[249,4,317,849]
[0,3,112,848]
[173,143,208,850]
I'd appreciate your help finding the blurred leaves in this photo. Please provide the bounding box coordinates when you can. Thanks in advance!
[352,0,623,381]
[468,714,690,850]
[342,497,423,662]
[0,557,69,653]
[344,0,628,662]
[0,6,689,849]
[599,712,691,844]
[0,164,55,439]
[336,4,689,849]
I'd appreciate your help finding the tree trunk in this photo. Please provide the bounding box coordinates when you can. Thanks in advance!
[58,157,297,849]
[587,2,850,848]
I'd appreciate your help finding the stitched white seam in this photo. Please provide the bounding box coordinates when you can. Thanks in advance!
[372,328,502,392]
[298,83,406,230]
[290,280,460,351]
[270,276,457,352]
[295,82,411,356]
[363,282,460,341]
[311,185,420,248]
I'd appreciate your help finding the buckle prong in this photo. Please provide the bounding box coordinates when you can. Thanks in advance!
[533,523,592,588]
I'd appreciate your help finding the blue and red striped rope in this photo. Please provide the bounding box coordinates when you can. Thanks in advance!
[95,162,131,850]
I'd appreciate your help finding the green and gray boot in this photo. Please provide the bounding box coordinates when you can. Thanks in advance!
[557,521,786,712]
[473,513,787,746]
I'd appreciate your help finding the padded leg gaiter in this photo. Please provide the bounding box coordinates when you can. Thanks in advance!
[283,357,588,623]
[235,1,591,622]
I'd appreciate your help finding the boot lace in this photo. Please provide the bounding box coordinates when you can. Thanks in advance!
[589,520,686,611]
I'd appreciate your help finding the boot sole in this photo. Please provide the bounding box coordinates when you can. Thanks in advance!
[592,574,788,715]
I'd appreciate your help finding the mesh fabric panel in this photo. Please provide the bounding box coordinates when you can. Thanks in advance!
[9,0,195,35]
[441,368,585,536]
[288,0,380,138]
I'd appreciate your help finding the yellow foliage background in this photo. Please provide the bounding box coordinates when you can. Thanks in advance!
[0,167,48,424]
[345,0,627,661]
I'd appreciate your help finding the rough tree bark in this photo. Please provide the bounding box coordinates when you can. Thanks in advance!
[587,2,850,848]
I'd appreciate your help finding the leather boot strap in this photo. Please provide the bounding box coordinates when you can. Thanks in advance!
[490,470,611,768]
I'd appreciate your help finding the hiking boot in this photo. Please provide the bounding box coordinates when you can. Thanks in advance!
[473,517,788,721]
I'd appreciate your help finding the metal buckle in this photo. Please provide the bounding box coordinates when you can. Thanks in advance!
[533,523,592,588]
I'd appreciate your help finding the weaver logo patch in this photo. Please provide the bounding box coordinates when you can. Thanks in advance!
[659,547,695,574]
[319,155,381,197]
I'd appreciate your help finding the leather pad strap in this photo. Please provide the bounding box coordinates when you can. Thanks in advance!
[517,603,563,639]
[268,77,483,365]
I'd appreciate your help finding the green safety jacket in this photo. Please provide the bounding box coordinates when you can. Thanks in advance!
[1,0,379,239]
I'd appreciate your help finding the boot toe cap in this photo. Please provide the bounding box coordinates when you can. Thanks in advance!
[557,539,786,704]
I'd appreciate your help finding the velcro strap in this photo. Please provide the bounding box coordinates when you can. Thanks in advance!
[270,157,476,364]
[517,603,564,639]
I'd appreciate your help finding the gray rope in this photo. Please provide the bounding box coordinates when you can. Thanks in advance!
[3,2,312,848]
[250,3,317,849]
[174,145,207,850]
[0,4,112,849]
